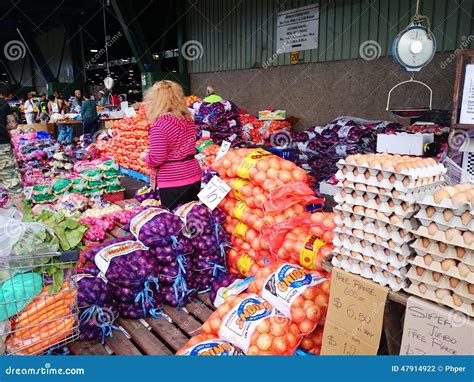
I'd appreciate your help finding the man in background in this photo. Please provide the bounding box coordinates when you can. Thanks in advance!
[23,92,36,124]
[0,82,22,195]
[203,84,223,103]
[38,94,49,123]
[81,93,98,136]
[70,89,83,113]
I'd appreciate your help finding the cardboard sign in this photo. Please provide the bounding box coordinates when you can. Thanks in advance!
[400,296,474,355]
[321,268,388,355]
[215,141,231,161]
[198,176,231,210]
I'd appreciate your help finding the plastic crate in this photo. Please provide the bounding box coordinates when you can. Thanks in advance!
[119,167,150,183]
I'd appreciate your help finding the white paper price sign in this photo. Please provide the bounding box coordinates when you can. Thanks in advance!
[215,141,231,161]
[198,176,231,210]
[23,186,33,200]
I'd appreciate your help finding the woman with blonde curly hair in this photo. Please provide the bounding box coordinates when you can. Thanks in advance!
[142,80,201,210]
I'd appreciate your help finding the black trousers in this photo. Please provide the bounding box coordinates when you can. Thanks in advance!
[159,181,201,211]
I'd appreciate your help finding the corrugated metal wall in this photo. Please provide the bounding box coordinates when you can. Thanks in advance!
[186,0,474,73]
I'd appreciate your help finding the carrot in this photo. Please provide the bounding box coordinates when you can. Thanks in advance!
[14,307,72,340]
[17,288,75,326]
[17,296,75,328]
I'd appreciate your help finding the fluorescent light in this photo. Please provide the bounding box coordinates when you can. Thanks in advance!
[90,49,98,53]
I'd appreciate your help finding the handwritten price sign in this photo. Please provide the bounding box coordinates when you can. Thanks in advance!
[321,268,388,355]
[198,176,231,210]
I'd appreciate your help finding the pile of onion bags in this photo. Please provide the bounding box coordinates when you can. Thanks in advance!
[75,267,121,342]
[201,293,301,355]
[82,238,162,318]
[128,206,184,248]
[248,263,330,335]
[177,333,243,356]
[290,117,401,183]
[193,100,244,147]
[174,202,229,293]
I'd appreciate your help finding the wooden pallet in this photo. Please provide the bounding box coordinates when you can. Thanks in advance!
[69,294,215,355]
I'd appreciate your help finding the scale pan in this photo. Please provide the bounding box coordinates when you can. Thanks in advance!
[388,107,430,118]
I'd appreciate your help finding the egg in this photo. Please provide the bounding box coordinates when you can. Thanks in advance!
[416,267,425,276]
[343,180,350,188]
[461,211,472,226]
[435,289,450,299]
[354,206,364,214]
[363,194,370,202]
[452,293,463,307]
[458,263,471,278]
[449,277,459,288]
[379,188,387,195]
[336,254,343,261]
[446,228,461,241]
[443,209,454,222]
[353,168,359,176]
[455,247,466,259]
[438,242,447,253]
[389,174,396,184]
[390,215,402,225]
[445,186,457,197]
[452,192,469,208]
[392,190,400,198]
[422,237,430,248]
[376,172,383,182]
[428,222,438,236]
[395,163,407,172]
[369,159,381,168]
[375,236,383,244]
[426,206,436,218]
[418,283,427,294]
[433,189,450,204]
[468,284,474,295]
[424,254,434,265]
[441,259,456,271]
[463,231,474,246]
[432,272,442,282]
[364,171,371,180]
[402,177,410,186]
[345,155,356,165]
[381,160,393,171]
[356,156,367,166]
[367,186,378,193]
[387,199,394,207]
[387,240,396,249]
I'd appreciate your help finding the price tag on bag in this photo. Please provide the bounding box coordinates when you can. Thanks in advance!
[198,176,231,210]
[23,186,33,200]
[215,141,231,161]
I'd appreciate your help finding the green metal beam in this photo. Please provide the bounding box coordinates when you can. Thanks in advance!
[110,0,158,73]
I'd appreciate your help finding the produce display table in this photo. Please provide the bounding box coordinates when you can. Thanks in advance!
[69,294,215,355]
[322,258,409,355]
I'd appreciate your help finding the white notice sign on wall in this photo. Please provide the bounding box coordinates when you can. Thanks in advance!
[276,4,319,53]
[460,64,474,124]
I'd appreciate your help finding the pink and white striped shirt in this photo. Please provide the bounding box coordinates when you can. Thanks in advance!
[145,114,202,188]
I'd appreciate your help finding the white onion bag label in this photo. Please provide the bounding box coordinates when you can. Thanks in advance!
[213,278,253,307]
[129,207,167,238]
[94,240,148,276]
[262,264,326,318]
[218,294,279,353]
[182,339,242,356]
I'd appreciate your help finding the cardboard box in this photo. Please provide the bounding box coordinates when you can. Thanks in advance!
[376,133,434,156]
[18,123,55,135]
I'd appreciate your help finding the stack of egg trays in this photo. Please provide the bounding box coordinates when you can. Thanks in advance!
[407,192,474,317]
[332,158,445,291]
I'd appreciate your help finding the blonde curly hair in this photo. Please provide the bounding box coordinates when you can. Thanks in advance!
[143,80,191,122]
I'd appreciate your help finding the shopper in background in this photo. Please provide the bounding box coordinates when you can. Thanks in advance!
[142,80,201,210]
[24,92,36,124]
[111,92,120,108]
[37,94,49,123]
[70,89,83,114]
[203,84,223,103]
[98,90,110,106]
[0,82,22,194]
[80,93,99,136]
[50,91,66,114]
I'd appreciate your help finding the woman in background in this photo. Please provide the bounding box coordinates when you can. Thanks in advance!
[142,80,201,210]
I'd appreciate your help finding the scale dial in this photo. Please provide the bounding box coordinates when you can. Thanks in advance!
[393,24,436,72]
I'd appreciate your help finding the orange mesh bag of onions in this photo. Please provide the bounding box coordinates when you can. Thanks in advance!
[220,197,306,233]
[248,263,330,335]
[177,333,243,356]
[201,293,302,355]
[212,149,318,212]
[300,326,324,355]
[262,213,335,271]
[227,245,267,277]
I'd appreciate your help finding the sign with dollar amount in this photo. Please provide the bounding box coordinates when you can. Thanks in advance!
[198,176,231,210]
[321,268,388,355]
[400,296,474,355]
